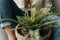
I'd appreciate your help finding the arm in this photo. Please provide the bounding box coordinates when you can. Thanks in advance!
[4,25,16,40]
[1,22,17,40]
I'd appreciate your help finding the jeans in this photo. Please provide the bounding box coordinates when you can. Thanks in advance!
[49,16,60,40]
[51,28,60,40]
[0,0,24,27]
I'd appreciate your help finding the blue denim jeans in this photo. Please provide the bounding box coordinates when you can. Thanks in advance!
[0,0,24,28]
[49,16,60,40]
[0,0,24,40]
[51,28,60,40]
[1,0,24,18]
[0,0,12,40]
[0,0,60,40]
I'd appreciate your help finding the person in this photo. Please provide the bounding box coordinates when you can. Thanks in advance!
[0,0,43,40]
[0,0,60,40]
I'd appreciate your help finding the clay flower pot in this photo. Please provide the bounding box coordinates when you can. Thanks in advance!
[15,24,52,40]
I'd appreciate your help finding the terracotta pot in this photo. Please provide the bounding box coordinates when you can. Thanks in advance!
[15,24,52,40]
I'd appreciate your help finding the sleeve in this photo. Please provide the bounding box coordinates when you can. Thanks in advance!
[1,22,11,29]
[0,0,16,29]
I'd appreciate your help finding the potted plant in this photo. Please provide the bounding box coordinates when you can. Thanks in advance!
[13,7,60,40]
[1,7,60,40]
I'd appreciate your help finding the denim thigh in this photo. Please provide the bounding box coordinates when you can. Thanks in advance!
[0,0,25,28]
[0,0,14,18]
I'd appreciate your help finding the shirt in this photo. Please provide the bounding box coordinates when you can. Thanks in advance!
[13,0,42,10]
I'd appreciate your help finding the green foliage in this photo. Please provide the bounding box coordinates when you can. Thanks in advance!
[16,8,59,30]
[1,0,60,40]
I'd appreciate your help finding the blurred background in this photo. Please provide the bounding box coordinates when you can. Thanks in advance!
[52,0,60,13]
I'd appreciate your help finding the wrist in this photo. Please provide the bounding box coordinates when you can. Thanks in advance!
[4,25,16,40]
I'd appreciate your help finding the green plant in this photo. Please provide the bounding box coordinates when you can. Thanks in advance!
[1,0,60,40]
[14,8,60,40]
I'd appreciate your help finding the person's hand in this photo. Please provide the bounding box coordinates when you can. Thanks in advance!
[4,25,16,40]
[15,29,31,40]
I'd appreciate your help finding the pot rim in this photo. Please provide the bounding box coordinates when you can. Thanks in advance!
[42,28,52,39]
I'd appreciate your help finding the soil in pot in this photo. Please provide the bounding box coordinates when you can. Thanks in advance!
[39,27,52,40]
[17,29,28,37]
[39,27,49,37]
[16,26,51,40]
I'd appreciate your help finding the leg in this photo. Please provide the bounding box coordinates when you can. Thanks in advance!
[0,0,13,18]
[51,28,60,40]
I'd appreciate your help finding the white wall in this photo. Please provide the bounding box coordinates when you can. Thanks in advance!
[52,0,60,13]
[0,27,8,40]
